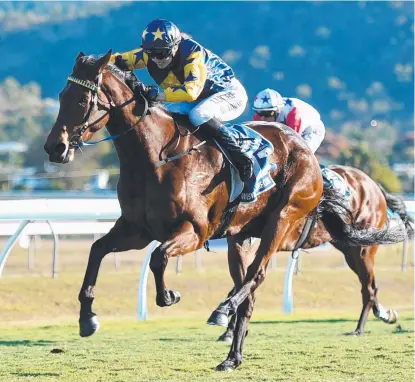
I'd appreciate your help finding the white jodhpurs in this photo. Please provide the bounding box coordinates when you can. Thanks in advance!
[301,120,326,153]
[163,78,248,126]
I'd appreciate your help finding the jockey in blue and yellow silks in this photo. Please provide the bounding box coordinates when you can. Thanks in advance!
[110,18,253,181]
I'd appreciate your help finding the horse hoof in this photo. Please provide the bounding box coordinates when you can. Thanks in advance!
[388,309,399,324]
[79,315,100,337]
[207,310,228,327]
[169,290,181,305]
[217,333,233,344]
[156,289,181,307]
[215,359,239,372]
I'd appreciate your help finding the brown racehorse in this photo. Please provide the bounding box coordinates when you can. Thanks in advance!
[44,51,408,372]
[217,166,414,344]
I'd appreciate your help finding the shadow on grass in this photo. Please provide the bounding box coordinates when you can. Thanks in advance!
[158,338,194,342]
[0,340,55,347]
[392,325,414,334]
[251,316,414,327]
[250,318,356,325]
[11,373,60,377]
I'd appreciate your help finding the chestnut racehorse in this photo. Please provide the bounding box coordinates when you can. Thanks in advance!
[216,168,414,344]
[44,51,408,371]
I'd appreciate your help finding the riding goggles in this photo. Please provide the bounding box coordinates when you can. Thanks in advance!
[256,110,277,118]
[144,49,172,60]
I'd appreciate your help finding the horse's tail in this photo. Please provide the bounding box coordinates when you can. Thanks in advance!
[319,188,408,247]
[377,183,414,239]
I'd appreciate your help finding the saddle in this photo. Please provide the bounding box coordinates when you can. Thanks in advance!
[168,114,276,239]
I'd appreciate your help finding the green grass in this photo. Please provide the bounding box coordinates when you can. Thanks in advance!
[0,240,413,380]
[0,315,413,382]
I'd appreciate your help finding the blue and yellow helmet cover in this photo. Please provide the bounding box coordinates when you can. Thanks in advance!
[141,19,181,51]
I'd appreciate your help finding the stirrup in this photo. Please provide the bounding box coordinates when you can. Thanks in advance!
[235,156,253,182]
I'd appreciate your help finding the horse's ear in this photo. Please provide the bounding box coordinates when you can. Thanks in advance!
[96,49,113,73]
[76,51,85,61]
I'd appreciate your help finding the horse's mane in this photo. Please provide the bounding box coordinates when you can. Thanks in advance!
[106,62,165,110]
[79,54,164,109]
[106,62,128,83]
[78,55,126,82]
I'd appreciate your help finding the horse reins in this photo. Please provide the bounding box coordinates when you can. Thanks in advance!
[67,73,148,149]
[153,121,205,168]
[67,72,204,167]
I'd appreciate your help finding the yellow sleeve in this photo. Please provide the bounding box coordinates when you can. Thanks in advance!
[109,48,148,70]
[164,50,207,102]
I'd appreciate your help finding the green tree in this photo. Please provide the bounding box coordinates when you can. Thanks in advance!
[338,142,402,193]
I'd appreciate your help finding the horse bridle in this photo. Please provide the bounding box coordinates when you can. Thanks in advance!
[67,73,148,149]
[66,72,202,167]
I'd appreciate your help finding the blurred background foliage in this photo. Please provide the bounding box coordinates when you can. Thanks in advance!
[0,1,413,192]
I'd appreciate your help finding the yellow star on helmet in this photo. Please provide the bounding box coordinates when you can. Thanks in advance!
[152,28,165,41]
[142,28,149,40]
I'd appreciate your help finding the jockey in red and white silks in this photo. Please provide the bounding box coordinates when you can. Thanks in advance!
[252,88,325,153]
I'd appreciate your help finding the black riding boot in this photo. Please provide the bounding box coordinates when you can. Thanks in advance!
[200,118,254,182]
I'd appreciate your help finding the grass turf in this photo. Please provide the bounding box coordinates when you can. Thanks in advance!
[0,240,413,380]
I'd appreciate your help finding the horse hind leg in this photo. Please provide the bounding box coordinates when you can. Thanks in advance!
[372,281,399,325]
[208,235,254,326]
[213,200,316,371]
[353,245,398,333]
[214,236,255,344]
[219,291,256,371]
[351,246,376,335]
[336,245,373,335]
[214,287,236,343]
[149,221,201,307]
[217,313,236,344]
[370,252,399,324]
[338,244,395,335]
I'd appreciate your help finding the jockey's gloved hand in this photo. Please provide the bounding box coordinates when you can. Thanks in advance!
[132,82,147,98]
[146,85,164,102]
[124,71,147,99]
[113,55,129,71]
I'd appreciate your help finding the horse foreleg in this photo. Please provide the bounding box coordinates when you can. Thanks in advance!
[78,216,150,337]
[149,221,201,307]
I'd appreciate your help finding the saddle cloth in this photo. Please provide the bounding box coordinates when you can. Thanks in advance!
[320,165,352,202]
[216,123,276,204]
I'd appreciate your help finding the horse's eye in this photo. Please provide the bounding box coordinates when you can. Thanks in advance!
[79,95,89,106]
